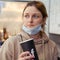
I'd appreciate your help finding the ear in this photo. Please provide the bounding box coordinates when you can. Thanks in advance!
[41,17,47,30]
[41,17,46,26]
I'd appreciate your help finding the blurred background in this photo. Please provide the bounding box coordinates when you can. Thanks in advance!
[0,1,27,35]
[0,0,60,58]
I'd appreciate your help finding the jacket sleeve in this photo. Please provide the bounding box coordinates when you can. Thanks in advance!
[53,45,58,60]
[0,37,14,60]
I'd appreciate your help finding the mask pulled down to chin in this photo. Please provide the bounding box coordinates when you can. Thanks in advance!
[22,24,42,35]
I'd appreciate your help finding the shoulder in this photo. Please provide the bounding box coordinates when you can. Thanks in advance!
[48,39,58,57]
[48,39,57,49]
[1,31,29,47]
[0,34,21,49]
[0,34,22,53]
[42,32,57,48]
[43,32,57,48]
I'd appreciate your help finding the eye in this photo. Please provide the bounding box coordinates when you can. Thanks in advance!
[33,14,40,19]
[24,15,29,18]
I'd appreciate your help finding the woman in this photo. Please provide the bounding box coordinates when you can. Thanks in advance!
[0,1,58,60]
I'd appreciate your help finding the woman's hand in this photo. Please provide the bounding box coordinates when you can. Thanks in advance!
[18,51,35,60]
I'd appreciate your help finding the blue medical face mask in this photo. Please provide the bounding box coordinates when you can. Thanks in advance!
[22,24,42,35]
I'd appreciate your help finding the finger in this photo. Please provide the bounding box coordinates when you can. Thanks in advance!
[19,51,30,57]
[22,55,35,60]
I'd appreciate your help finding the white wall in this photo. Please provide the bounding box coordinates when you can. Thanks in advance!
[49,0,60,35]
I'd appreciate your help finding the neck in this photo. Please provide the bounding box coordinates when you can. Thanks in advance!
[30,32,41,40]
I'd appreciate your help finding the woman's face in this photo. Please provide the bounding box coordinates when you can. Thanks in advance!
[23,6,43,28]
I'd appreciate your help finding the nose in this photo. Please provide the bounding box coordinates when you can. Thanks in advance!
[28,16,33,23]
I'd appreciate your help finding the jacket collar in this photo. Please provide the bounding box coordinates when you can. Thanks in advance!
[19,30,49,45]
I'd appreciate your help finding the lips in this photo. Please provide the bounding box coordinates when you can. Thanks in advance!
[27,25,34,27]
[27,23,34,26]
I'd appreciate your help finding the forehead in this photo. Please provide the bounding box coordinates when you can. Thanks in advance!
[24,6,41,14]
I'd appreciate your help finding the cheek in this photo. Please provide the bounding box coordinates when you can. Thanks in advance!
[34,19,43,25]
[23,19,28,25]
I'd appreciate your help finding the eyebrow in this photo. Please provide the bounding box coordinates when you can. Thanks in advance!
[24,13,29,15]
[24,12,41,15]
